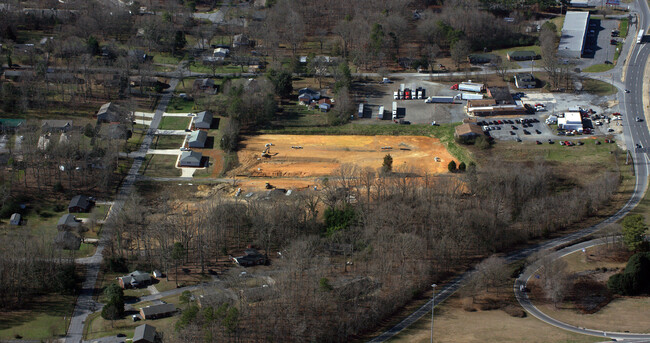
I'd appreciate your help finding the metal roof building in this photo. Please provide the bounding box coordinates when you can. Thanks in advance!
[559,11,590,58]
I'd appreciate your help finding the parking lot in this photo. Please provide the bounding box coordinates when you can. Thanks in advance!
[481,117,555,142]
[579,19,621,67]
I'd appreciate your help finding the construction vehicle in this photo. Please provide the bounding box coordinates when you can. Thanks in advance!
[261,143,273,157]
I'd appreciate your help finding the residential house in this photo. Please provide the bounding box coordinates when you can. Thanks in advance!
[129,76,159,88]
[454,123,485,141]
[2,70,23,81]
[133,324,160,343]
[188,130,207,148]
[54,231,81,250]
[233,34,252,48]
[298,88,320,103]
[96,102,130,124]
[179,151,203,167]
[57,214,82,231]
[230,248,267,266]
[514,73,536,89]
[194,111,213,129]
[506,50,539,61]
[0,118,25,132]
[467,53,498,64]
[128,49,152,63]
[41,120,73,132]
[118,270,152,289]
[10,213,21,225]
[213,47,229,58]
[68,195,94,213]
[192,79,216,94]
[139,303,176,320]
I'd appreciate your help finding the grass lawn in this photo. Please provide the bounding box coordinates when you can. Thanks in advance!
[189,63,245,74]
[582,79,617,96]
[0,199,68,240]
[561,245,626,274]
[158,116,191,130]
[0,294,75,340]
[619,18,629,37]
[582,63,615,73]
[492,45,541,68]
[614,42,623,61]
[140,154,181,178]
[387,295,601,343]
[84,311,177,341]
[487,140,620,165]
[153,53,183,65]
[167,97,197,113]
[151,135,184,149]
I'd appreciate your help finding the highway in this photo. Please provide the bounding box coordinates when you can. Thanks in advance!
[369,1,650,341]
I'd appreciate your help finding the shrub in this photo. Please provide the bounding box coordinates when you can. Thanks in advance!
[607,252,650,295]
[448,160,457,172]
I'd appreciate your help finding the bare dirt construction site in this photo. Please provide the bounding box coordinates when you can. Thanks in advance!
[232,134,456,179]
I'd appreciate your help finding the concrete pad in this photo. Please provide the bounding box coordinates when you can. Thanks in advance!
[154,130,188,136]
[147,149,182,155]
[163,112,195,117]
[180,168,197,177]
[134,111,155,118]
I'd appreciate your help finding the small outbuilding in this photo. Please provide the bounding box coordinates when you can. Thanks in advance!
[10,213,21,225]
[230,248,267,266]
[57,214,82,231]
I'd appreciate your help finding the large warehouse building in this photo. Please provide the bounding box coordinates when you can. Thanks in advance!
[558,11,590,58]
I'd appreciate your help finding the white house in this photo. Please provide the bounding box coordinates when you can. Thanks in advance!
[558,112,583,132]
[179,151,203,167]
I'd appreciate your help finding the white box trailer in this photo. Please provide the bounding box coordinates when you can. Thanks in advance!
[459,82,484,93]
[377,105,384,119]
[392,102,397,118]
[358,103,364,118]
[425,96,455,103]
[461,93,484,100]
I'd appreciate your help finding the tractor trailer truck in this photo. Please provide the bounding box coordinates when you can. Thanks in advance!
[425,96,455,103]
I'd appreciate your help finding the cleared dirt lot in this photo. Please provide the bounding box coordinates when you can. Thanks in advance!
[232,134,456,178]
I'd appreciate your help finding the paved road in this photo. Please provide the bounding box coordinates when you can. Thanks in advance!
[64,77,180,343]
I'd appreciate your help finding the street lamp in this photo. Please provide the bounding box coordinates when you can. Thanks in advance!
[430,284,437,343]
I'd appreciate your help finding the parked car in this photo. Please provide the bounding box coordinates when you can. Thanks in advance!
[535,129,541,134]
[548,139,554,144]
[536,140,542,145]
[510,131,515,135]
[636,117,643,122]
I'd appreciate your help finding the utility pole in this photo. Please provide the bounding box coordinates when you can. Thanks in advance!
[430,284,437,343]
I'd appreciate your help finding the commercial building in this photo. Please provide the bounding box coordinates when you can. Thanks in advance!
[558,112,584,132]
[514,73,536,89]
[559,11,590,58]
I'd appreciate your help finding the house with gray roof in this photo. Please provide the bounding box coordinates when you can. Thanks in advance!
[133,324,159,343]
[57,214,82,231]
[139,303,176,320]
[188,130,207,148]
[41,120,73,132]
[118,271,151,289]
[179,151,203,167]
[97,102,130,124]
[194,111,213,129]
[54,231,81,250]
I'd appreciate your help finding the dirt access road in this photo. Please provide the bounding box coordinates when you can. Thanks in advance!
[233,135,456,179]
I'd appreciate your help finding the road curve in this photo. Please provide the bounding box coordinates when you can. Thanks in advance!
[515,239,650,341]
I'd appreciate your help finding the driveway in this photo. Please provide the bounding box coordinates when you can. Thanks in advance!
[192,11,224,23]
[163,112,195,117]
[134,111,155,118]
[146,149,182,155]
[153,129,188,136]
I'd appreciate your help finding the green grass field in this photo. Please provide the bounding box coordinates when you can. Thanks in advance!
[139,154,181,178]
[582,79,617,96]
[582,63,615,73]
[166,97,197,113]
[151,135,184,149]
[158,116,191,130]
[0,294,75,340]
[619,18,629,37]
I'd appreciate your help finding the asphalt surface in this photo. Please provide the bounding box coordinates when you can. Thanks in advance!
[63,77,180,343]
